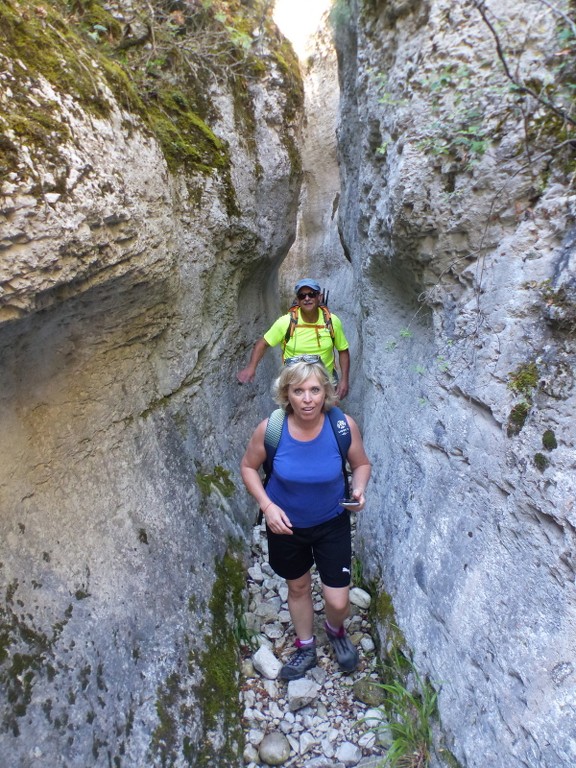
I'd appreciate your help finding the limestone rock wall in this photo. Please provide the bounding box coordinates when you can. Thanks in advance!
[335,1,576,767]
[0,3,301,765]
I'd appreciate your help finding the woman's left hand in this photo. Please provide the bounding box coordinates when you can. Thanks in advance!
[353,488,366,510]
[341,488,366,511]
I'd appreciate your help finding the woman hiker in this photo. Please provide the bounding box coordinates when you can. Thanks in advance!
[240,356,371,680]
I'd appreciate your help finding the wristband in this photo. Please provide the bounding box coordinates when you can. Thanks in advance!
[262,500,273,514]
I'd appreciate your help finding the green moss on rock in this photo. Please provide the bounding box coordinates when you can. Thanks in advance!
[0,596,72,735]
[145,91,230,176]
[369,584,406,658]
[196,465,235,498]
[150,547,246,765]
[151,672,183,765]
[436,742,465,768]
[195,549,245,766]
[534,452,550,471]
[1,0,302,202]
[542,429,558,450]
[540,281,576,333]
[507,361,539,399]
[506,361,539,438]
[0,0,115,117]
[507,401,530,437]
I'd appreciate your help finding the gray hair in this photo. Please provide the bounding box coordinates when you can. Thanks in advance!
[272,360,338,413]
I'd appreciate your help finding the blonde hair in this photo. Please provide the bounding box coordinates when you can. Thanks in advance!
[272,360,338,413]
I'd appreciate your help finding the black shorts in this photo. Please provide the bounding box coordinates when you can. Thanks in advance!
[266,511,351,588]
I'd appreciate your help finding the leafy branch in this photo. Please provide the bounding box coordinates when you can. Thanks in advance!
[113,0,274,88]
[472,0,576,128]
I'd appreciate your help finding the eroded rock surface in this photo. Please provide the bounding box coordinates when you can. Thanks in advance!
[335,2,576,767]
[0,1,302,764]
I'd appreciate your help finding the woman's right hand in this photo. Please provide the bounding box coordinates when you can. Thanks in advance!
[263,503,293,535]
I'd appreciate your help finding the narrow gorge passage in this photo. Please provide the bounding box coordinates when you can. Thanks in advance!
[234,6,386,764]
[2,1,575,766]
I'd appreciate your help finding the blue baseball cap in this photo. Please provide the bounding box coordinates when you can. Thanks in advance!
[294,278,321,293]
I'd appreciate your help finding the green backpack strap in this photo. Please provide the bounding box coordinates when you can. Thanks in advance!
[257,408,286,524]
[263,408,285,481]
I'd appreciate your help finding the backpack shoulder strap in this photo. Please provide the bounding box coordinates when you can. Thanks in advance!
[284,304,334,346]
[263,408,285,481]
[258,408,286,525]
[283,305,299,346]
[320,305,335,342]
[327,406,351,455]
[327,406,352,497]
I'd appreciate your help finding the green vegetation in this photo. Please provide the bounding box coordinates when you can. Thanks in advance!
[0,586,73,736]
[436,743,464,768]
[0,0,303,197]
[394,5,576,181]
[352,555,365,588]
[232,613,259,651]
[150,549,246,766]
[542,429,558,450]
[196,465,235,497]
[145,90,229,175]
[508,361,539,399]
[360,578,440,767]
[369,586,405,659]
[436,355,450,373]
[540,280,576,333]
[151,671,188,766]
[533,452,550,471]
[415,80,489,171]
[0,0,122,116]
[506,361,539,437]
[410,64,491,172]
[195,550,245,766]
[368,652,438,768]
[384,327,416,352]
[507,401,530,437]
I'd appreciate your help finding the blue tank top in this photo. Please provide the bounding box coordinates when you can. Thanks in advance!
[266,415,346,527]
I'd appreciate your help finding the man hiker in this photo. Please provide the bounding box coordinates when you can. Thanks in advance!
[237,278,351,399]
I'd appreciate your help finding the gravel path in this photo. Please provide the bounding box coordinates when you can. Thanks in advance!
[240,520,390,768]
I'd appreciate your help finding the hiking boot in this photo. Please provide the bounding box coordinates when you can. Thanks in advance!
[325,622,359,673]
[279,639,318,681]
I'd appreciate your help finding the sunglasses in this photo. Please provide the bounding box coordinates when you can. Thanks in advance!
[297,290,319,300]
[284,354,321,366]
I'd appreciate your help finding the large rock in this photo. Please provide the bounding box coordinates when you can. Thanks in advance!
[334,1,576,767]
[0,1,303,765]
[258,730,292,765]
